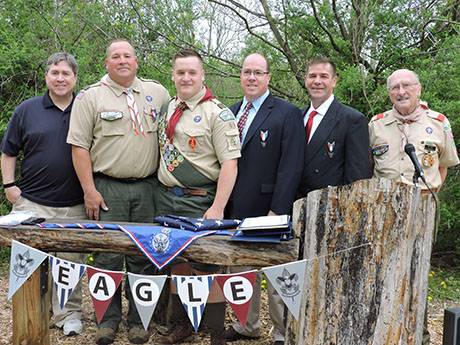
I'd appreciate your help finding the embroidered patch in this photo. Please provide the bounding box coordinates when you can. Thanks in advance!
[425,127,433,134]
[146,95,153,102]
[219,109,236,122]
[372,144,389,156]
[194,115,202,123]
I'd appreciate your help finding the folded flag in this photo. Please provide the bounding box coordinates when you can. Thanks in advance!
[38,223,216,270]
[155,215,241,231]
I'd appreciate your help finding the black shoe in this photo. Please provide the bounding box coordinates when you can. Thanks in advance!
[274,341,284,345]
[224,328,260,342]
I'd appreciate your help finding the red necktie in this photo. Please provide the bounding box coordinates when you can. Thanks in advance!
[305,110,318,143]
[237,102,253,140]
[166,87,214,142]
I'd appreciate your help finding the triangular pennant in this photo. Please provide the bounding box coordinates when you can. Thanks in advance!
[173,275,214,332]
[87,267,123,324]
[8,240,48,300]
[49,256,86,309]
[127,273,167,330]
[262,259,307,320]
[214,270,258,326]
[119,225,216,270]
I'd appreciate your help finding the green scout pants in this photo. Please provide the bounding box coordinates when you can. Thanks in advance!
[92,175,158,330]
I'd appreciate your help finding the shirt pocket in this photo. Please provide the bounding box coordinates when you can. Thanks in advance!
[143,106,158,133]
[181,127,206,154]
[100,110,126,136]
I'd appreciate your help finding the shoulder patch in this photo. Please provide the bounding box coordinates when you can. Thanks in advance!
[371,113,386,122]
[219,109,236,122]
[139,77,160,84]
[211,98,227,109]
[436,114,446,122]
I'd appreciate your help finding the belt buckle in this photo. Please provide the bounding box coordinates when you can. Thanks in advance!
[171,186,185,197]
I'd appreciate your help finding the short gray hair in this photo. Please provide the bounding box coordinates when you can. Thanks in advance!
[45,52,78,75]
[386,69,420,90]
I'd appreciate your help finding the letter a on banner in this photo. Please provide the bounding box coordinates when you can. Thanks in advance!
[87,267,123,323]
[8,240,48,300]
[262,259,307,320]
[50,256,86,309]
[215,270,257,327]
[128,273,167,330]
[173,275,213,332]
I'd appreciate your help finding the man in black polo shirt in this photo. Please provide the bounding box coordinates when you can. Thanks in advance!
[1,52,86,336]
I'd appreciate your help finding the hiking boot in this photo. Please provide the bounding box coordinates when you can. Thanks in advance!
[128,326,150,344]
[157,322,193,344]
[95,327,116,345]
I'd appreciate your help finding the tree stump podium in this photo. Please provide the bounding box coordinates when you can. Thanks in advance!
[286,178,436,345]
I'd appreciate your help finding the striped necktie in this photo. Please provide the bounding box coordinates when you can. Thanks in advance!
[237,102,253,140]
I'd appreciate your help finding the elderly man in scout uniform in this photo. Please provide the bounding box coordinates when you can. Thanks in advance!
[369,68,459,190]
[1,53,85,336]
[67,39,170,345]
[369,69,459,344]
[155,48,240,345]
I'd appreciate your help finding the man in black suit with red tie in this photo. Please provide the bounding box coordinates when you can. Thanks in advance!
[298,57,372,197]
[224,53,305,345]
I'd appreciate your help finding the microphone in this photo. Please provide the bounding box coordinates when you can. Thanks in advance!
[404,143,425,182]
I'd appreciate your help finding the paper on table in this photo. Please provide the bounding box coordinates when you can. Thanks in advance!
[0,211,34,227]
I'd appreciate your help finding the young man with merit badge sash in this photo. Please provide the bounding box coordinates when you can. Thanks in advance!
[298,57,372,197]
[369,68,459,191]
[224,53,305,345]
[155,48,240,345]
[67,39,170,345]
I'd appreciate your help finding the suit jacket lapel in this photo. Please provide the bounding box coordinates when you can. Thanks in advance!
[307,99,339,158]
[243,94,274,149]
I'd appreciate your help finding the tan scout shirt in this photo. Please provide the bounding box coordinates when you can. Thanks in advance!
[158,87,241,187]
[67,75,170,178]
[369,108,459,189]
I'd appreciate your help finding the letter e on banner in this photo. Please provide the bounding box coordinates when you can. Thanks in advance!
[215,270,257,327]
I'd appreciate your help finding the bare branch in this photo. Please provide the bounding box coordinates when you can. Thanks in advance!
[331,0,349,40]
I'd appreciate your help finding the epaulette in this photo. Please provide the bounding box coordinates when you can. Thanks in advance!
[139,77,161,84]
[427,111,446,122]
[75,82,103,99]
[210,98,227,109]
[370,113,386,122]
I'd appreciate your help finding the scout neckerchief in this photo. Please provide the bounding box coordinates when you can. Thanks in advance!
[125,88,145,136]
[392,102,425,152]
[166,87,214,143]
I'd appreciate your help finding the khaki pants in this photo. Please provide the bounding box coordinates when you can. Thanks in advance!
[12,196,86,327]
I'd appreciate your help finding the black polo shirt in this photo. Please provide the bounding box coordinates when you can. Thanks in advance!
[1,91,83,207]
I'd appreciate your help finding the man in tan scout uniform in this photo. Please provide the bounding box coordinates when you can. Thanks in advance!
[155,48,240,345]
[369,68,459,345]
[369,68,459,190]
[67,39,170,345]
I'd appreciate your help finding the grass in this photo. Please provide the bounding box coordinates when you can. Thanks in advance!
[428,267,460,302]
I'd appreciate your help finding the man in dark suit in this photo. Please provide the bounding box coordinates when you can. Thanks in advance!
[298,57,372,197]
[224,53,305,345]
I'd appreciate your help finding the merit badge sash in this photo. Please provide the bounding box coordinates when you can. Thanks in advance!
[38,223,217,270]
[158,114,216,189]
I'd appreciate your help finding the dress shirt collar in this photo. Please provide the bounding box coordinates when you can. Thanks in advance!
[241,89,270,113]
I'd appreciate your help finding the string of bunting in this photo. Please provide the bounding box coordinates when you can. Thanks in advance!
[8,239,372,332]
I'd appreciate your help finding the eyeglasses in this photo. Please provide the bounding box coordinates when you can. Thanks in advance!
[389,82,418,92]
[241,69,269,78]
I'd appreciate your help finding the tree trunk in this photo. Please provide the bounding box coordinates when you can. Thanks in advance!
[287,178,436,345]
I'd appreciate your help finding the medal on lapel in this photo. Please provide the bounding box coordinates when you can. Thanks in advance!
[327,141,335,158]
[260,130,269,147]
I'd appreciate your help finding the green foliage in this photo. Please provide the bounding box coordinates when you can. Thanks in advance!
[428,268,460,302]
